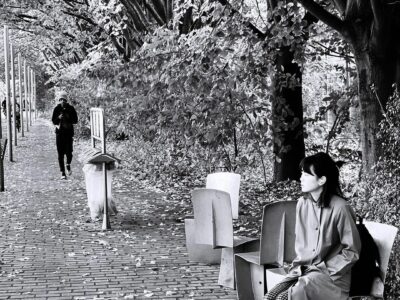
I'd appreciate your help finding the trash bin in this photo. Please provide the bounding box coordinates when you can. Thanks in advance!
[82,158,118,221]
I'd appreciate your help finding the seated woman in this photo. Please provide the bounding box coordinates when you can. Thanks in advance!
[265,152,361,300]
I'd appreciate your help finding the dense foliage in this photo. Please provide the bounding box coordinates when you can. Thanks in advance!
[51,1,278,185]
[1,0,400,297]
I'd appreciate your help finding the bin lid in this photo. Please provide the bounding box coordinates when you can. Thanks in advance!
[87,153,121,164]
[81,148,102,164]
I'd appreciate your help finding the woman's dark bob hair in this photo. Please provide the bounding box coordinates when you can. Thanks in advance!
[300,152,344,207]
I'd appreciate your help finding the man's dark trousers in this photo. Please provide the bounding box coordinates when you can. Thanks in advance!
[56,133,73,174]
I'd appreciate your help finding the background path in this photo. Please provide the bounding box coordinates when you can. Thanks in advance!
[0,118,237,299]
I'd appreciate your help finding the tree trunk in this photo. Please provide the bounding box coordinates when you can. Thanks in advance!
[351,17,400,173]
[268,7,315,182]
[272,46,305,182]
[178,5,192,34]
[355,52,397,173]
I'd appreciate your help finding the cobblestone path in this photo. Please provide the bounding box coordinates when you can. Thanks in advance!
[0,118,237,300]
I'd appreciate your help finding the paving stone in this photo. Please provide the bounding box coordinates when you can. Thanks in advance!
[0,119,238,299]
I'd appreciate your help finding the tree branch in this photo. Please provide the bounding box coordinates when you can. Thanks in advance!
[297,0,346,35]
[143,0,166,26]
[61,9,97,26]
[216,0,266,39]
[62,0,76,8]
[166,0,173,24]
[120,0,150,32]
[15,13,37,20]
[254,0,268,28]
[330,0,346,16]
[149,0,167,23]
[42,50,59,72]
[370,0,384,31]
[311,40,354,60]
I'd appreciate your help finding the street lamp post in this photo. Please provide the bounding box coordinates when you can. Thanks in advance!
[18,53,24,137]
[24,59,29,133]
[4,25,13,162]
[11,44,17,147]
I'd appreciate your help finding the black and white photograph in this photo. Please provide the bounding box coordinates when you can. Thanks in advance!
[0,1,399,299]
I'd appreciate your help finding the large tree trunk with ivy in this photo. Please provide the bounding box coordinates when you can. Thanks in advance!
[298,0,400,173]
[351,11,400,172]
[267,1,316,182]
[272,46,305,181]
[355,52,397,172]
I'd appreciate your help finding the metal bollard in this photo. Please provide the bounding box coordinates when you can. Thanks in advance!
[0,138,8,192]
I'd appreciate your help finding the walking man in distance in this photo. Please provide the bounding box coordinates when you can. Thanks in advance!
[51,91,78,179]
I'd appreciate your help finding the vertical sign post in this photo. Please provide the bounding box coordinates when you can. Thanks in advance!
[33,73,37,120]
[10,44,17,146]
[32,72,36,121]
[0,27,3,140]
[99,109,109,230]
[90,108,111,230]
[4,25,13,162]
[24,60,29,133]
[18,53,24,137]
[0,139,7,192]
[27,67,30,127]
[27,66,30,129]
[29,68,33,126]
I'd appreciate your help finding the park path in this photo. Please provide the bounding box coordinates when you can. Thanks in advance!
[0,118,237,299]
